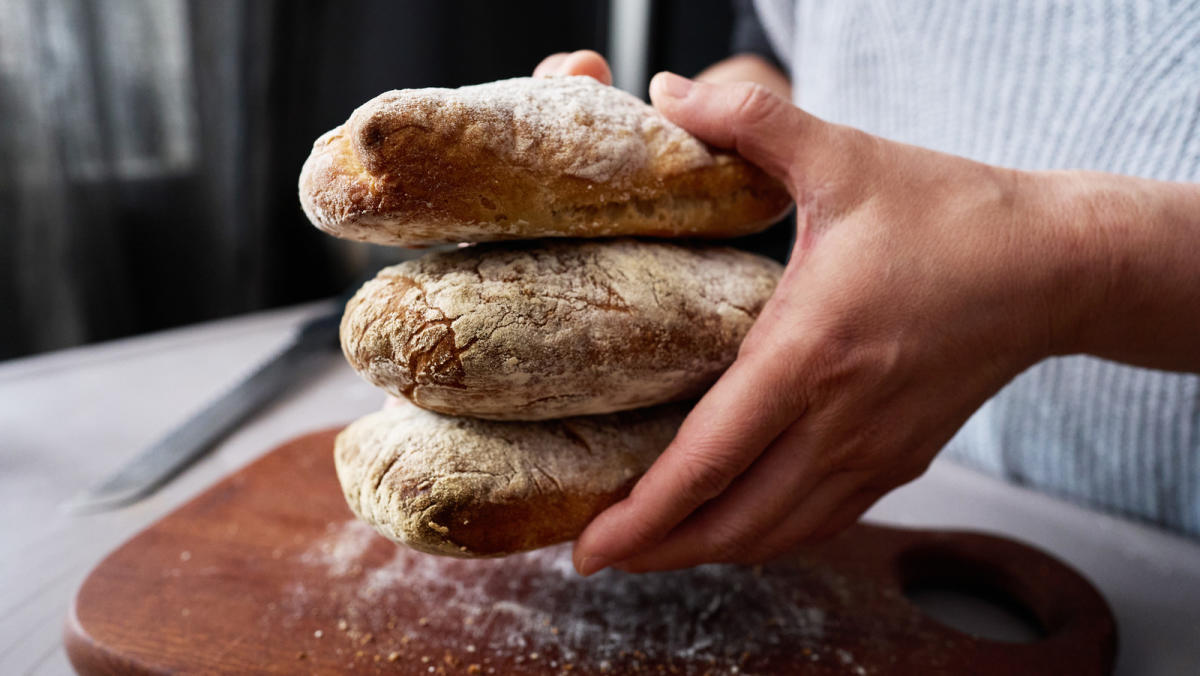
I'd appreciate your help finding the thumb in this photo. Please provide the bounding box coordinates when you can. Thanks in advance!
[648,71,813,182]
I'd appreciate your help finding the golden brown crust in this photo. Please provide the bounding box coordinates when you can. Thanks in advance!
[334,401,687,557]
[298,76,792,247]
[339,239,782,420]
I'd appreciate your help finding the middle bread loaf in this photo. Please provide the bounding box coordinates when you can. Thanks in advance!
[341,238,782,420]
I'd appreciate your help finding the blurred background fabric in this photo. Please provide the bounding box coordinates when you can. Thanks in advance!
[1,0,777,360]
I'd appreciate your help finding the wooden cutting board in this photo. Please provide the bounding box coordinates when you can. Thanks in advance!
[65,428,1116,675]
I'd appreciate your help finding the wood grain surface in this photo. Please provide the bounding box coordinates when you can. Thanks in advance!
[64,428,1117,675]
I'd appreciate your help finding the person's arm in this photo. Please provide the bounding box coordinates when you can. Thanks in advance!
[534,52,1200,574]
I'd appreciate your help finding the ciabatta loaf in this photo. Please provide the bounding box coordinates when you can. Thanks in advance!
[334,401,687,557]
[299,76,792,247]
[340,238,782,420]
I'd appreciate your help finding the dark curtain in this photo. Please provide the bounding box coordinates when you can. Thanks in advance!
[1,0,749,360]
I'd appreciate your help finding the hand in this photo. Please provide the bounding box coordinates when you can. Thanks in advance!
[571,72,1114,575]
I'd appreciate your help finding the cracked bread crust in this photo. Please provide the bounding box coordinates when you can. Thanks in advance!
[334,400,687,557]
[298,76,793,247]
[340,238,783,420]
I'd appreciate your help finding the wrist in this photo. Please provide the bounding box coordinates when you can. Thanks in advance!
[1010,170,1121,358]
[1021,170,1199,368]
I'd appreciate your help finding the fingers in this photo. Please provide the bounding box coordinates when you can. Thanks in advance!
[560,50,612,85]
[533,52,569,78]
[605,423,825,572]
[648,71,815,183]
[614,468,866,573]
[799,488,880,543]
[572,349,804,576]
[533,49,612,85]
[742,485,881,561]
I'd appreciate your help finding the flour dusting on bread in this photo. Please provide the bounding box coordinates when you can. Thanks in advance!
[350,76,713,183]
[339,239,783,420]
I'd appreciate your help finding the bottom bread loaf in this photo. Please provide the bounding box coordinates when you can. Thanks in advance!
[334,400,688,557]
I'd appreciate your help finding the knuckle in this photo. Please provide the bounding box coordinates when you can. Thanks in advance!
[675,447,739,503]
[732,83,781,127]
[622,527,662,555]
[602,500,662,552]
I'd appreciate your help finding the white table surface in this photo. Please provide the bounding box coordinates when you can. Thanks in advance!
[2,302,1198,675]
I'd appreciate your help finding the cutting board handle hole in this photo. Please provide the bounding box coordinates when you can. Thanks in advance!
[899,546,1046,644]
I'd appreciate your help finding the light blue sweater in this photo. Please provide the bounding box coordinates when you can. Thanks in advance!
[753,0,1200,536]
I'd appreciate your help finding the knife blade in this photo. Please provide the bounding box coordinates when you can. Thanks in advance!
[60,306,343,514]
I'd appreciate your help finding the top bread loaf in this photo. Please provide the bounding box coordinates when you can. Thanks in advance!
[299,76,791,247]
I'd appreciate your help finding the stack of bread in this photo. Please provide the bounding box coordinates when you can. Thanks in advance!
[299,75,792,558]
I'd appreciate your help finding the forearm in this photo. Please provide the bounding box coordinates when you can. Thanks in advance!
[695,53,791,100]
[1032,171,1200,372]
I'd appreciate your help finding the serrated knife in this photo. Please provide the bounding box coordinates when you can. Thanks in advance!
[60,305,343,514]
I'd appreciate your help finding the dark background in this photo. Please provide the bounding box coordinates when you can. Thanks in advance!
[0,0,784,361]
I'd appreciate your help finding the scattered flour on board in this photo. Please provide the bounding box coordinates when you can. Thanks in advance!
[298,519,379,577]
[293,519,879,674]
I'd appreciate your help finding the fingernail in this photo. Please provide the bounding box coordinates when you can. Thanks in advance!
[654,72,693,99]
[576,555,608,577]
